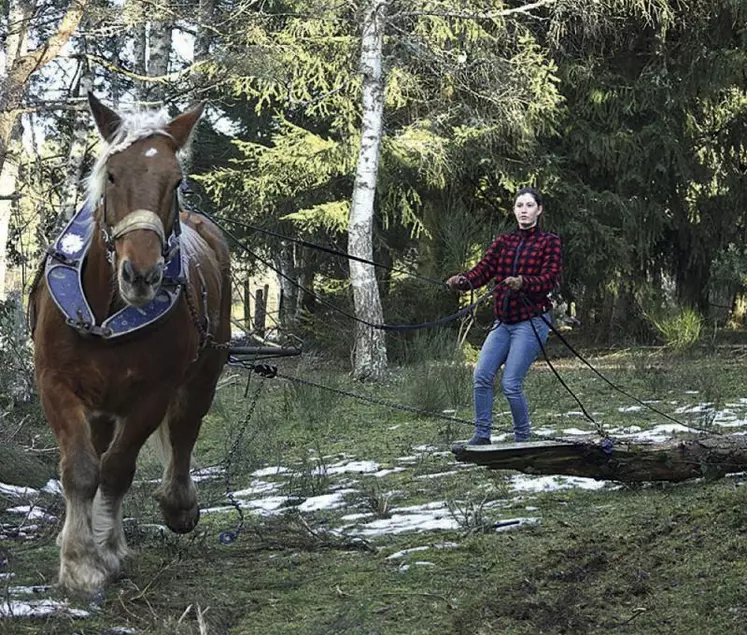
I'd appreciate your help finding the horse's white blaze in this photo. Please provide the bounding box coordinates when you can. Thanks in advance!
[86,109,177,206]
[144,147,158,157]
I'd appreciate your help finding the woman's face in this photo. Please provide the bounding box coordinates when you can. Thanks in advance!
[513,193,543,229]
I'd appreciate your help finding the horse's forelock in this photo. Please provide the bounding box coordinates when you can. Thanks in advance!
[85,109,178,206]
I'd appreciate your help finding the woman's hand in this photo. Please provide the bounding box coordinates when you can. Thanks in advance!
[502,276,523,291]
[446,275,468,290]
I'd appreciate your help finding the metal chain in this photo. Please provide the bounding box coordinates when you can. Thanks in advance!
[218,374,266,545]
[183,280,233,352]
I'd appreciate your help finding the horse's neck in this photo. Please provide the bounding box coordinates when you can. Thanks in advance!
[82,230,119,324]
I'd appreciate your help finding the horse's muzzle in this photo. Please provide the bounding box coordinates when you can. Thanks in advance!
[119,259,164,306]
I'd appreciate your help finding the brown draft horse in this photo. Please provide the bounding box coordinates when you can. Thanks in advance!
[29,94,231,592]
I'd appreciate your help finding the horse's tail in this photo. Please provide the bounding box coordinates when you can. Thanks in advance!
[150,415,172,469]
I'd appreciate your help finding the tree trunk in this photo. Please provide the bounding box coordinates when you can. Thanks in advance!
[60,58,93,220]
[0,0,88,177]
[453,436,747,483]
[348,0,388,381]
[147,16,172,102]
[731,287,747,327]
[276,241,298,327]
[195,0,215,63]
[132,21,147,99]
[295,251,315,322]
[0,139,21,300]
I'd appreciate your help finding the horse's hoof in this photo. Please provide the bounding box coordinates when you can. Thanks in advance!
[163,505,200,534]
[58,558,110,594]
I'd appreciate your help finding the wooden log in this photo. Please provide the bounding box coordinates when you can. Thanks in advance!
[451,436,747,482]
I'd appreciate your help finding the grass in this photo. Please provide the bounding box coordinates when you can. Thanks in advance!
[4,338,747,634]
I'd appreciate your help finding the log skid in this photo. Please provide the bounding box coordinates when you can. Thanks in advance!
[451,437,747,482]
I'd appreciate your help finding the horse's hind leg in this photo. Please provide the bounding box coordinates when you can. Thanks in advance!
[153,378,219,533]
[38,380,109,592]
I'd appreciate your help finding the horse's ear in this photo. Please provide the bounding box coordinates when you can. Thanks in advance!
[165,102,205,149]
[87,92,122,143]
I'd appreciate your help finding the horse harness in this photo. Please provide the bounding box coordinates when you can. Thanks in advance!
[42,182,223,350]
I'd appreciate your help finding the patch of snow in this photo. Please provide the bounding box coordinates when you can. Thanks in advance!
[251,466,291,477]
[510,475,608,493]
[233,480,279,497]
[373,467,406,478]
[0,599,89,618]
[386,546,430,560]
[313,461,379,476]
[674,403,713,414]
[412,445,438,453]
[4,507,56,522]
[346,501,458,536]
[618,406,643,413]
[414,470,461,480]
[298,490,355,512]
[191,466,225,482]
[0,483,38,498]
[41,480,62,495]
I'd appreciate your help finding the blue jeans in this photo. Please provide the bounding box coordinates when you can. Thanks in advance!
[473,314,550,441]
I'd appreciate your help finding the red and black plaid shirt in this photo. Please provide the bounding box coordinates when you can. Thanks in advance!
[461,225,562,324]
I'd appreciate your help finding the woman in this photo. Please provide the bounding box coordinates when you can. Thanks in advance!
[447,187,562,444]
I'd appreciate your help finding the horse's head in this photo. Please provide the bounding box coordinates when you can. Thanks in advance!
[87,93,204,307]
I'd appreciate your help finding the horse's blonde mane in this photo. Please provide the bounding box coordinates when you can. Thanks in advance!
[86,109,177,206]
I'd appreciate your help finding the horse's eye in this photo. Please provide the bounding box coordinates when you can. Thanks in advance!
[107,172,115,184]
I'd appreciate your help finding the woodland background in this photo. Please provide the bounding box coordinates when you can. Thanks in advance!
[3,0,747,374]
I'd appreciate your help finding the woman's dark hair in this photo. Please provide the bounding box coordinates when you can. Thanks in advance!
[515,186,543,207]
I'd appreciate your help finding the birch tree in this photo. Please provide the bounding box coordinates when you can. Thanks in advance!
[0,0,88,298]
[0,0,88,176]
[59,56,93,220]
[348,0,388,379]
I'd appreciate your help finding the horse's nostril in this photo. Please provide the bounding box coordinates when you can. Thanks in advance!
[121,259,136,284]
[145,262,164,285]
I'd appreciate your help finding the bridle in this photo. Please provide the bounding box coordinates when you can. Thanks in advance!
[99,180,183,266]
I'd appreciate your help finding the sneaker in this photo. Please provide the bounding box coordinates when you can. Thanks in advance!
[467,434,491,446]
[451,434,490,454]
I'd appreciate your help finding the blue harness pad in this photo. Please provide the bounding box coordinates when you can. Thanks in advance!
[45,202,185,339]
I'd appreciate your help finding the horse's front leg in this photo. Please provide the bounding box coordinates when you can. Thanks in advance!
[95,396,170,576]
[38,377,109,593]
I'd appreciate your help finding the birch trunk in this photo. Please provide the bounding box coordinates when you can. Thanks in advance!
[59,60,93,220]
[0,0,32,300]
[0,0,88,176]
[348,0,388,380]
[0,142,20,300]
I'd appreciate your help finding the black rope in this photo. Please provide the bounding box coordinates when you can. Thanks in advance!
[527,311,605,436]
[517,294,712,432]
[213,214,447,287]
[206,211,495,332]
